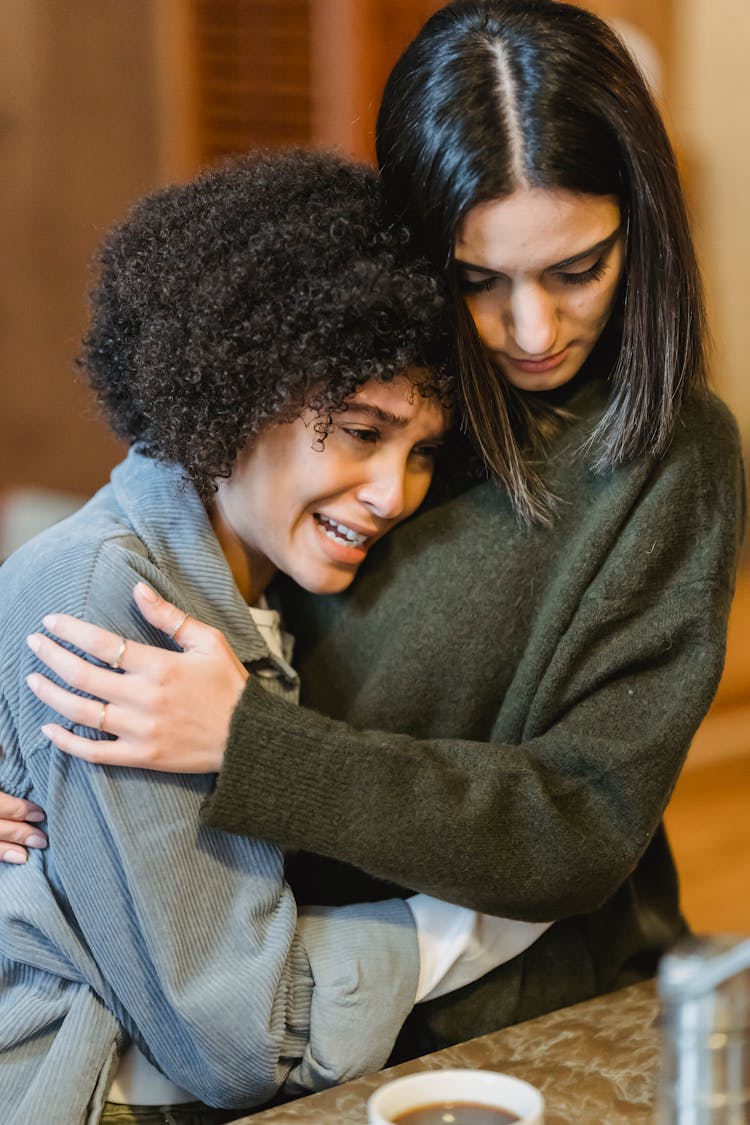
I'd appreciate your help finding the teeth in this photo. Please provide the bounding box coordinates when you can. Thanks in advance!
[317,516,367,547]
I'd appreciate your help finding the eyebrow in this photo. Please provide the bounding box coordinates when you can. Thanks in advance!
[454,224,623,276]
[343,402,451,440]
[343,403,410,426]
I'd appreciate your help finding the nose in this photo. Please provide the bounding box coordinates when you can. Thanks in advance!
[508,282,558,356]
[356,454,410,522]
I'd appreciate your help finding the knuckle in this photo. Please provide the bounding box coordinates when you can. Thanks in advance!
[85,743,104,765]
[71,698,93,725]
[207,627,227,653]
[142,716,162,745]
[142,682,162,711]
[63,661,87,691]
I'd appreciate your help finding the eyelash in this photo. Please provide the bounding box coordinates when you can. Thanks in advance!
[341,428,441,461]
[459,257,608,294]
[559,258,608,287]
[342,427,378,444]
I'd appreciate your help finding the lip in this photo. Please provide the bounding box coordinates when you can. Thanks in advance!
[315,513,381,540]
[502,347,569,375]
[312,514,378,566]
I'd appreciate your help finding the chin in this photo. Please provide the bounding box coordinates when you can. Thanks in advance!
[504,366,579,393]
[294,567,359,595]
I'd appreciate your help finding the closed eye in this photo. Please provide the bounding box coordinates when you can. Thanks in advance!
[411,442,444,462]
[458,275,498,294]
[342,426,379,444]
[556,258,608,287]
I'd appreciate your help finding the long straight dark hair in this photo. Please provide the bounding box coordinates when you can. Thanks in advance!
[376,0,706,521]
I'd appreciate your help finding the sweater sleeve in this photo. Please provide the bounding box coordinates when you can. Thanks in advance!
[6,541,419,1108]
[202,403,746,920]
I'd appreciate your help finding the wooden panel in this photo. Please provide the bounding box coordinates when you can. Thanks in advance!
[311,0,444,161]
[0,0,159,498]
[578,0,674,101]
[165,0,446,166]
[666,753,750,935]
[188,0,313,165]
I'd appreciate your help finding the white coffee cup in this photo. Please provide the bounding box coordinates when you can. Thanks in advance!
[367,1067,545,1125]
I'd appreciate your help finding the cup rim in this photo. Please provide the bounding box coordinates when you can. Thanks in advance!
[367,1067,545,1124]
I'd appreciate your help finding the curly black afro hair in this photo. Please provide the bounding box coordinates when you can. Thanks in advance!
[81,148,454,500]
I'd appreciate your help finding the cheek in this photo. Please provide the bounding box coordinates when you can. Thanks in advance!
[463,295,503,346]
[569,287,617,331]
[403,468,434,518]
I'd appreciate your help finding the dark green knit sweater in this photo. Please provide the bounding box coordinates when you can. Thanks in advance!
[203,377,745,1058]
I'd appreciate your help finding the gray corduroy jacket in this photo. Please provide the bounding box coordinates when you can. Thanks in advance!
[0,447,418,1125]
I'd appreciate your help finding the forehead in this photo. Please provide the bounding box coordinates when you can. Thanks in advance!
[455,187,621,271]
[345,373,451,432]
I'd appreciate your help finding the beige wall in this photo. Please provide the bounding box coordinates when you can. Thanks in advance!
[673,0,750,448]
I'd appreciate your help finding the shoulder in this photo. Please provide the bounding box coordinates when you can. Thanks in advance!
[0,490,149,658]
[670,389,742,464]
[649,390,744,520]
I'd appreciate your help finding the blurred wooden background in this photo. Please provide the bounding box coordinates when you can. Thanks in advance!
[0,0,678,499]
[666,576,750,936]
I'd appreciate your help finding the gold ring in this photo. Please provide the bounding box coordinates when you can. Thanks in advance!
[168,611,189,641]
[97,703,107,732]
[112,637,128,670]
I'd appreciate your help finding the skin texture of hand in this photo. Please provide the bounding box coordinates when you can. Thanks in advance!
[25,582,248,773]
[0,794,47,864]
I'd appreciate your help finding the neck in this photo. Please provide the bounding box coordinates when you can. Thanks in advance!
[207,500,276,606]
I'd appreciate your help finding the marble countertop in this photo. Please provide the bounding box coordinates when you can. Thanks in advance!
[234,979,661,1123]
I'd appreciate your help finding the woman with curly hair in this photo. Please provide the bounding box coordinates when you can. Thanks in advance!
[4,0,746,1076]
[0,148,551,1125]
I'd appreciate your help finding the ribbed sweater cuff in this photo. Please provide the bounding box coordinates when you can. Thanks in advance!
[202,677,350,850]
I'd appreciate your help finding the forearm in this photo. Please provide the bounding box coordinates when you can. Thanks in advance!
[285,899,419,1095]
[203,586,729,918]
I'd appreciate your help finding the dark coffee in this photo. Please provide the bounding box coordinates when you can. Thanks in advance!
[392,1103,520,1125]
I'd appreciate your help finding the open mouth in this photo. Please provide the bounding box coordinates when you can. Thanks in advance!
[314,514,368,548]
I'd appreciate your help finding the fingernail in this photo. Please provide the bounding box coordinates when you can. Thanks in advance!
[26,809,45,823]
[41,724,55,738]
[1,849,26,865]
[26,634,41,653]
[26,673,40,692]
[136,582,158,603]
[42,614,57,631]
[26,833,47,849]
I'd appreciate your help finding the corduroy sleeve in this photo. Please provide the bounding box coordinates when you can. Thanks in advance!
[4,538,419,1109]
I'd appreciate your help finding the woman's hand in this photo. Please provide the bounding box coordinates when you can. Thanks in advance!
[0,793,47,864]
[25,582,248,773]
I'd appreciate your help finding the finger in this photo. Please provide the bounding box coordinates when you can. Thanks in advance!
[1,846,30,865]
[133,582,220,653]
[27,634,129,703]
[26,672,112,733]
[0,794,45,823]
[0,818,47,849]
[39,613,136,671]
[40,722,139,767]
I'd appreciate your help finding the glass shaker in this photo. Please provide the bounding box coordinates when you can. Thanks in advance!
[658,934,750,1123]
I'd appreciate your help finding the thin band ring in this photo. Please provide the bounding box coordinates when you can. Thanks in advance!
[97,703,108,732]
[111,637,128,671]
[169,611,190,641]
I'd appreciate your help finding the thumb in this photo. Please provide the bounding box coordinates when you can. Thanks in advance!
[132,583,207,651]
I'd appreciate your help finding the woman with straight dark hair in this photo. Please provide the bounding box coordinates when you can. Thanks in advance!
[4,0,745,1062]
[375,0,706,522]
